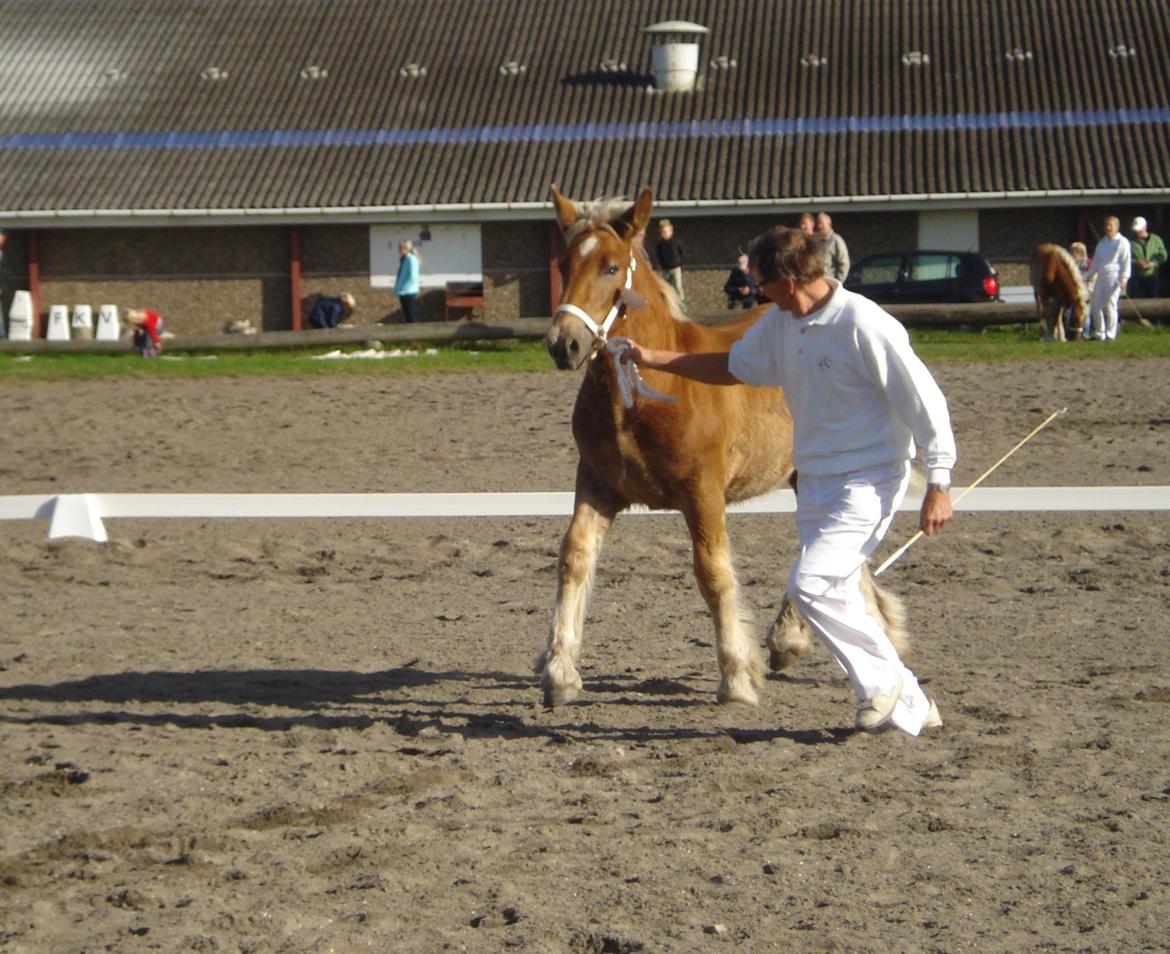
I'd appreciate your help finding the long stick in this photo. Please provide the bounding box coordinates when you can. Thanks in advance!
[873,407,1068,576]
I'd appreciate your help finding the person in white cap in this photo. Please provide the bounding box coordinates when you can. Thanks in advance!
[621,226,955,736]
[1086,216,1132,340]
[1129,216,1166,300]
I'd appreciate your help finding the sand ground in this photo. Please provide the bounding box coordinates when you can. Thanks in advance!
[1,356,1169,953]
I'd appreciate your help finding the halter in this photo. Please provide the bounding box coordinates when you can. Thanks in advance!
[554,254,638,343]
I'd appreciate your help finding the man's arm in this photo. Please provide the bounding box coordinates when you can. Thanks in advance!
[624,344,740,386]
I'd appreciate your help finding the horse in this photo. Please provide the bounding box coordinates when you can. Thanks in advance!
[1030,243,1089,341]
[536,185,907,709]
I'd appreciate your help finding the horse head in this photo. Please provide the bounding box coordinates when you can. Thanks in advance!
[545,184,654,370]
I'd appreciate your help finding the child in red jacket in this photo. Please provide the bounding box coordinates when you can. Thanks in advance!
[125,308,164,357]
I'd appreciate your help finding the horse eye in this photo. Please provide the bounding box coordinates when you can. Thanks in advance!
[606,265,619,275]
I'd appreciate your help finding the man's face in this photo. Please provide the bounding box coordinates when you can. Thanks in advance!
[752,271,797,310]
[1104,219,1119,237]
[815,215,831,235]
[659,224,673,239]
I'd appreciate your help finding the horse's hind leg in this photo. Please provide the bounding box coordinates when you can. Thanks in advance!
[682,488,765,705]
[766,596,813,671]
[536,474,619,707]
[766,564,906,670]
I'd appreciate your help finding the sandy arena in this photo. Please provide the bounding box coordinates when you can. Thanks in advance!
[1,356,1169,953]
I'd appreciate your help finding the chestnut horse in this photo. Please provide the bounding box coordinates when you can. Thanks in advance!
[1030,243,1089,341]
[536,185,907,708]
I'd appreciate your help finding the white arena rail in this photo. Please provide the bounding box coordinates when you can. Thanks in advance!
[1,487,1168,543]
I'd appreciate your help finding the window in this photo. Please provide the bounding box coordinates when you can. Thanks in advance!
[907,253,957,282]
[852,254,902,284]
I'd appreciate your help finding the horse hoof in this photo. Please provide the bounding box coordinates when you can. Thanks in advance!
[717,679,759,707]
[768,647,804,672]
[542,681,581,708]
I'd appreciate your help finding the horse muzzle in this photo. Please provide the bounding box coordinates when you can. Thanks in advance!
[545,320,593,370]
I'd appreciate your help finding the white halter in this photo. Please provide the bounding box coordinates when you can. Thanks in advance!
[554,254,638,343]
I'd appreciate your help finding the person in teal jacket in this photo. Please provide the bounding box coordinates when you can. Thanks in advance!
[1129,216,1167,299]
[395,240,422,322]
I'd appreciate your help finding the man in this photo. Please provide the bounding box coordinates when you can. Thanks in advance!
[1129,216,1166,300]
[814,212,850,281]
[798,212,816,235]
[654,219,686,302]
[306,292,356,329]
[622,226,955,736]
[723,253,759,309]
[1087,216,1132,340]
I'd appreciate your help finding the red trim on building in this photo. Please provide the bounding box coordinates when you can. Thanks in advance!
[28,231,41,338]
[290,227,303,330]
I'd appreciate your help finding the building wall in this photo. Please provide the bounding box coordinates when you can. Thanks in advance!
[4,203,1166,336]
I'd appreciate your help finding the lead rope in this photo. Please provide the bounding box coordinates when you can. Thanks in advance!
[604,337,676,409]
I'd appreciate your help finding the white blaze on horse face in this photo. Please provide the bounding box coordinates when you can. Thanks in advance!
[578,236,599,258]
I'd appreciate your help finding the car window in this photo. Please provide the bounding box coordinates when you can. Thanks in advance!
[852,254,902,284]
[907,253,957,282]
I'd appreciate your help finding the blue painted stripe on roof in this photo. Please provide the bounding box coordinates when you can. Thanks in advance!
[3,106,1169,152]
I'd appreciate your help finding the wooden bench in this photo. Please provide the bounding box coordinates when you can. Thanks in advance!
[444,281,484,320]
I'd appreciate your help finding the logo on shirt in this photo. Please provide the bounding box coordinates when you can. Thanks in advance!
[817,355,831,371]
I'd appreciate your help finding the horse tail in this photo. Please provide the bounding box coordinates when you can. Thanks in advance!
[860,567,909,658]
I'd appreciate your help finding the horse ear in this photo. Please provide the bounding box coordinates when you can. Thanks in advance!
[550,185,581,234]
[618,187,654,239]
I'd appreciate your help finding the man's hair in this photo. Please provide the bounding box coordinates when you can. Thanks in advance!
[658,219,672,230]
[747,226,825,285]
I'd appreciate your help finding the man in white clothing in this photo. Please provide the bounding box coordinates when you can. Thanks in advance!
[622,226,955,736]
[1086,216,1132,341]
[814,212,850,281]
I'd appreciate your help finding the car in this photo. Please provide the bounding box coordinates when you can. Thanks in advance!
[844,250,1000,304]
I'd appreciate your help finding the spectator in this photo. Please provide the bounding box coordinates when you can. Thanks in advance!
[306,292,356,329]
[124,307,165,357]
[1086,216,1132,341]
[654,219,686,302]
[1068,241,1093,338]
[1129,216,1166,299]
[395,241,421,323]
[798,212,816,235]
[723,253,759,309]
[814,212,851,281]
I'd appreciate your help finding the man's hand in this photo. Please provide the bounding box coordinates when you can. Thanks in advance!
[919,486,953,536]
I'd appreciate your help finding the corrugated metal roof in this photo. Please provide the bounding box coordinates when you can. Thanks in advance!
[1,0,1169,215]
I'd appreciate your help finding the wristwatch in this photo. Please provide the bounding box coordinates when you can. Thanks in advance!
[927,481,951,494]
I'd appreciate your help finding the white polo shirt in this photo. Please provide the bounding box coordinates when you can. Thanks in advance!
[728,280,956,481]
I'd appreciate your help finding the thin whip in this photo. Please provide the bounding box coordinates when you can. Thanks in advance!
[873,407,1068,576]
[605,337,676,409]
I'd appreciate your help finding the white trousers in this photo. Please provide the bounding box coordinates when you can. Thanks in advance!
[1089,275,1122,340]
[786,462,935,735]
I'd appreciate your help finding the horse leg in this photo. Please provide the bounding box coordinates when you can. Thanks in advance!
[766,564,906,670]
[682,487,765,705]
[535,475,620,707]
[766,595,813,671]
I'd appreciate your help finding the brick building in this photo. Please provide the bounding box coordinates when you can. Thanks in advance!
[2,0,1168,334]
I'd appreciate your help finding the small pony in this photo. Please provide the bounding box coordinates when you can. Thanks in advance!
[537,186,908,709]
[1030,243,1089,341]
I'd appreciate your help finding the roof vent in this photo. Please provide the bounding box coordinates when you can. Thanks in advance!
[499,60,527,76]
[644,20,708,92]
[200,66,229,81]
[299,65,328,80]
[1107,44,1136,59]
[399,62,428,79]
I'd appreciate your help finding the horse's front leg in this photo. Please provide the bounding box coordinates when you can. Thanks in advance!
[535,473,620,707]
[682,486,765,706]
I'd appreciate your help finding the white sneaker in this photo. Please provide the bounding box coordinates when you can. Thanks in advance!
[855,674,904,731]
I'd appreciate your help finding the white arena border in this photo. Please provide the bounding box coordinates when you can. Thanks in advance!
[0,487,1167,543]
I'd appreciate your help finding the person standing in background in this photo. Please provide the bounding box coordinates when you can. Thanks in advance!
[1086,216,1132,341]
[1128,216,1166,299]
[0,228,7,339]
[814,212,851,281]
[395,240,422,323]
[798,212,816,235]
[654,219,686,302]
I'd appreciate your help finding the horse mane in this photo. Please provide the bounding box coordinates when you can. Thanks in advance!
[1053,244,1089,302]
[562,196,633,243]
